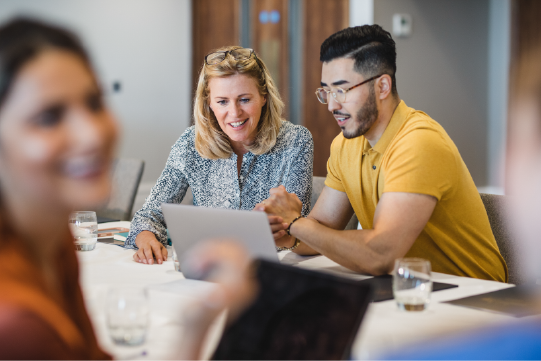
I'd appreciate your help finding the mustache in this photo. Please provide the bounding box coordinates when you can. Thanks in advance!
[333,111,350,117]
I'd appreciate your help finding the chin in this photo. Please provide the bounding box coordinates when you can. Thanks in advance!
[63,179,112,211]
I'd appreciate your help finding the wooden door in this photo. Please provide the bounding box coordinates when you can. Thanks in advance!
[302,0,349,176]
[251,0,290,118]
[192,0,240,96]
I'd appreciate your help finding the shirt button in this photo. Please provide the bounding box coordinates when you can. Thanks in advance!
[372,165,376,170]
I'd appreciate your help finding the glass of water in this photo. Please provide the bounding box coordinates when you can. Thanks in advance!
[106,287,149,346]
[69,211,98,251]
[393,258,432,311]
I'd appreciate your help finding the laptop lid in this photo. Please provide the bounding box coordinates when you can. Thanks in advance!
[161,204,279,278]
[212,259,373,360]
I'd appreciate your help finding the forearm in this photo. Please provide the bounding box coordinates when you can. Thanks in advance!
[290,218,394,275]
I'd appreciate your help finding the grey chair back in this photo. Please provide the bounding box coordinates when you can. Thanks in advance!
[312,176,358,230]
[97,158,145,221]
[479,193,525,284]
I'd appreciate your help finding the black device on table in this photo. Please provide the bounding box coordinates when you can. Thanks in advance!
[212,259,373,360]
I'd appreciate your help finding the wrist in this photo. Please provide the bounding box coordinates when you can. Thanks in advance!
[286,215,303,236]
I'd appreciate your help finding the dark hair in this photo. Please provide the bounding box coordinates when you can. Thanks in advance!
[0,17,92,107]
[320,25,398,95]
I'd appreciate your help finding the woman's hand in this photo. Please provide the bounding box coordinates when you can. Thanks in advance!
[133,231,168,265]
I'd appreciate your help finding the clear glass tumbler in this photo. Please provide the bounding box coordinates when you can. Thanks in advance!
[69,211,98,251]
[106,287,149,346]
[171,246,180,272]
[393,258,432,311]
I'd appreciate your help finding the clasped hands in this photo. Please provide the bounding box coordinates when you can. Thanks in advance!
[253,185,303,248]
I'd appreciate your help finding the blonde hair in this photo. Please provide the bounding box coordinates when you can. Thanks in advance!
[194,46,284,159]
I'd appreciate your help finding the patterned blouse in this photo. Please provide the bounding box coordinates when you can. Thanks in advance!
[126,120,314,248]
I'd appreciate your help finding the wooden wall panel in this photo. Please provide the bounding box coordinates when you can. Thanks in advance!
[302,0,349,176]
[192,0,240,97]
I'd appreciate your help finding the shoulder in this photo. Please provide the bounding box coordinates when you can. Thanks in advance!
[393,109,454,154]
[272,121,313,151]
[169,126,198,158]
[0,305,72,359]
[277,120,313,142]
[174,125,196,148]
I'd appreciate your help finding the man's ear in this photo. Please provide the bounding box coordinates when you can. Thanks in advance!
[377,75,393,100]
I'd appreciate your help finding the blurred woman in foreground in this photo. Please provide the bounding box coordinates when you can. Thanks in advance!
[0,18,115,359]
[0,18,253,359]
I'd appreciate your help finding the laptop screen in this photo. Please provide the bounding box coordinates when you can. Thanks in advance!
[212,259,372,360]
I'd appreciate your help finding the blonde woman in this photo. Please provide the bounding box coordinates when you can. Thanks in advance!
[127,47,314,264]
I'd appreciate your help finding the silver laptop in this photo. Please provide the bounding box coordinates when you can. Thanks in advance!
[161,203,279,279]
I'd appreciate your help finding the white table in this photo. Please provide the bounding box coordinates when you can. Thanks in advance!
[79,222,519,360]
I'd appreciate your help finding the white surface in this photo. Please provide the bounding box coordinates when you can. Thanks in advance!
[0,0,192,184]
[487,0,511,189]
[81,222,515,359]
[350,0,374,26]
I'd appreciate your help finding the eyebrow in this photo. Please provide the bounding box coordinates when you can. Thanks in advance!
[320,80,350,87]
[214,93,252,99]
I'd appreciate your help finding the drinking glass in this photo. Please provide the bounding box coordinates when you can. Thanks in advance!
[106,287,149,346]
[393,258,432,311]
[69,211,98,251]
[171,246,180,272]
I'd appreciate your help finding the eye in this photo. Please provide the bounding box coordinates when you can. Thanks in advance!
[217,100,228,106]
[240,98,250,104]
[335,88,346,95]
[34,104,65,128]
[86,92,104,113]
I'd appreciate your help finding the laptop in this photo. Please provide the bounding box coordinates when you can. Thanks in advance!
[161,203,279,279]
[212,259,373,360]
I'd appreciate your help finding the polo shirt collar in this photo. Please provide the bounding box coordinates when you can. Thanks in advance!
[371,100,408,154]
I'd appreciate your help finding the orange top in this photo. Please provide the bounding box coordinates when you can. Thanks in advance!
[0,227,110,360]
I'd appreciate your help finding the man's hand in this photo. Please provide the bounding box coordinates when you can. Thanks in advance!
[133,230,168,265]
[254,185,303,223]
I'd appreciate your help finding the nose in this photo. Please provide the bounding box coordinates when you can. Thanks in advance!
[229,101,243,118]
[70,107,114,154]
[327,94,341,113]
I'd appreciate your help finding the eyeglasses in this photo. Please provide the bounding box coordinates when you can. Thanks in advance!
[205,48,255,65]
[315,74,384,104]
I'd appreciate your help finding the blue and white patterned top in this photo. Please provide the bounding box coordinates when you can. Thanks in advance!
[126,120,314,248]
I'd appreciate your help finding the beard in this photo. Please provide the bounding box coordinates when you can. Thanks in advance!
[341,85,379,139]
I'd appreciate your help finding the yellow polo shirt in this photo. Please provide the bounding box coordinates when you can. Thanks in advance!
[326,100,508,282]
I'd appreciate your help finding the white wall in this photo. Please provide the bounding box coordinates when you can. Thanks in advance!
[487,0,510,192]
[0,0,193,187]
[350,0,374,26]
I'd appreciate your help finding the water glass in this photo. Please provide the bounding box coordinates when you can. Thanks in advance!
[69,211,98,251]
[106,287,149,346]
[171,246,180,272]
[393,258,432,311]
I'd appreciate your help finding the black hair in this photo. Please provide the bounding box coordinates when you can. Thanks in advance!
[320,25,398,95]
[0,17,91,107]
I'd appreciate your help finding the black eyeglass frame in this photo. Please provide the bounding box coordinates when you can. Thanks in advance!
[204,48,256,66]
[315,74,385,104]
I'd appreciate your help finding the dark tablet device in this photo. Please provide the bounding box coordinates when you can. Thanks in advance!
[212,259,373,360]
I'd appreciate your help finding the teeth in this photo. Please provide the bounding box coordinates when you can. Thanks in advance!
[64,156,103,178]
[231,119,247,128]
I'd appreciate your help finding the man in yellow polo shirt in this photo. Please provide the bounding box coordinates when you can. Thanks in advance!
[256,25,507,282]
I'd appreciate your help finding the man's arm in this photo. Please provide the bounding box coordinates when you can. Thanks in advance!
[258,186,436,275]
[298,190,436,274]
